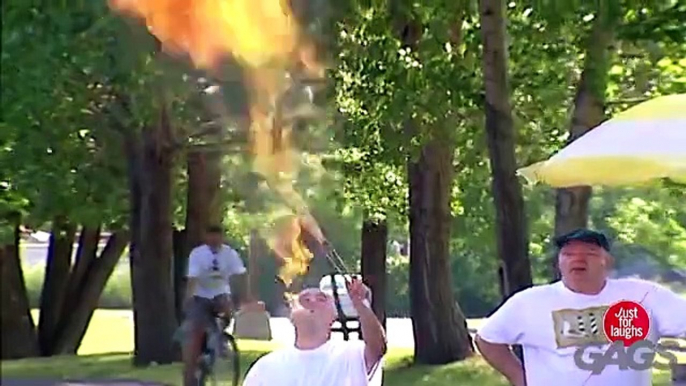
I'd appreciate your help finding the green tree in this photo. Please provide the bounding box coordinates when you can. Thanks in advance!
[1,0,132,357]
[479,0,533,297]
[552,4,619,267]
[334,0,482,363]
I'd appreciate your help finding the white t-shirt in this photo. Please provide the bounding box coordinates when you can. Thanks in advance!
[477,278,686,386]
[187,244,246,299]
[243,340,383,386]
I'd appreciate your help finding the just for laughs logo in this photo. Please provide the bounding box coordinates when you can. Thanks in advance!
[574,300,679,374]
[607,302,649,344]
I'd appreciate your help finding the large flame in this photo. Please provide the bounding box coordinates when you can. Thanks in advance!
[269,212,328,285]
[109,0,299,69]
[109,0,326,286]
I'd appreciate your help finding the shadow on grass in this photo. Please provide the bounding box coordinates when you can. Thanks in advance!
[382,356,509,386]
[1,351,262,386]
[0,350,676,386]
[1,350,508,386]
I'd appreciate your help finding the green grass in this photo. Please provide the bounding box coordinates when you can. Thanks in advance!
[4,311,506,385]
[0,344,507,386]
[2,311,681,385]
[0,347,509,385]
[32,309,136,356]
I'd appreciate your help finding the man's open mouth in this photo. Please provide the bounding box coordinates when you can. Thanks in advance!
[570,267,587,272]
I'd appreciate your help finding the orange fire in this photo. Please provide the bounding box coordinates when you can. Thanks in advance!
[108,0,326,286]
[109,0,301,69]
[270,213,328,286]
[271,215,312,285]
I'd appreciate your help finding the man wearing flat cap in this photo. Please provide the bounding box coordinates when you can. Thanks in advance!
[475,228,686,386]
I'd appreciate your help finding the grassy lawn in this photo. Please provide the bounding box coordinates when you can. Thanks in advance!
[0,310,680,385]
[0,349,510,386]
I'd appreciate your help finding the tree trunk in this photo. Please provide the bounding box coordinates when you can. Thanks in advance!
[408,136,474,365]
[552,13,615,278]
[126,129,144,362]
[360,217,387,328]
[272,277,288,316]
[52,230,129,354]
[61,226,101,318]
[173,228,187,323]
[176,150,223,314]
[390,5,472,365]
[1,222,40,359]
[129,106,178,366]
[479,0,533,296]
[184,149,223,255]
[15,219,129,357]
[38,217,76,356]
[71,227,102,285]
[248,229,265,302]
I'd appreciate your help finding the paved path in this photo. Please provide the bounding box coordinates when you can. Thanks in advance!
[2,381,167,386]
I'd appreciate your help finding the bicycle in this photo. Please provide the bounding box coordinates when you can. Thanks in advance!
[194,312,240,386]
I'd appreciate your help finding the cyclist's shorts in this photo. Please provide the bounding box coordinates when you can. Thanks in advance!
[185,294,231,327]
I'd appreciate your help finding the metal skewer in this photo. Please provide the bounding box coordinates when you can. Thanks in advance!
[321,241,355,285]
[326,247,351,275]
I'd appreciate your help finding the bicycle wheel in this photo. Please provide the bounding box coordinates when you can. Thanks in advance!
[196,351,213,386]
[225,333,240,386]
[206,331,240,386]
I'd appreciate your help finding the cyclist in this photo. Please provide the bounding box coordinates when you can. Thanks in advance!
[181,225,248,386]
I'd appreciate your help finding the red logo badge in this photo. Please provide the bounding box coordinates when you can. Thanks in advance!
[603,300,650,347]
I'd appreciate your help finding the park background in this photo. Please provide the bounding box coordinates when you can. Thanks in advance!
[1,0,685,384]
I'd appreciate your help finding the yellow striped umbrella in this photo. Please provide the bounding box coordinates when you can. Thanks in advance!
[517,93,686,187]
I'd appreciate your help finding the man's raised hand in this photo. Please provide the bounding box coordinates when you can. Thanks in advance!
[346,276,370,309]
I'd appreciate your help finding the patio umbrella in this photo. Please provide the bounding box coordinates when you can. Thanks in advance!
[517,93,686,187]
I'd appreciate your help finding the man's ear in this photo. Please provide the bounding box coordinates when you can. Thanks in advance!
[603,252,615,270]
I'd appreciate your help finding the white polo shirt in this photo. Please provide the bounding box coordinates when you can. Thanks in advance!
[187,244,246,299]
